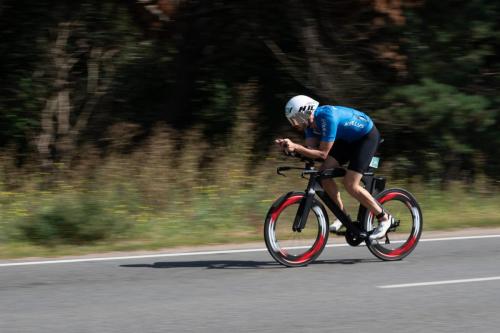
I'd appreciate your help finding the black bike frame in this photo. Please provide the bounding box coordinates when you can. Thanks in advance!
[291,167,386,240]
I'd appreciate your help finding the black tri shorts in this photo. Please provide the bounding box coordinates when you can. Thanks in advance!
[329,126,381,174]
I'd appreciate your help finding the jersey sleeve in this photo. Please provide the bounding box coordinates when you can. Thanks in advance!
[318,111,337,142]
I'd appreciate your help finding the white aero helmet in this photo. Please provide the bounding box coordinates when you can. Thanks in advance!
[285,95,319,126]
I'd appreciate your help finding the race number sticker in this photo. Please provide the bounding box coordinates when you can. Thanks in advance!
[369,156,380,169]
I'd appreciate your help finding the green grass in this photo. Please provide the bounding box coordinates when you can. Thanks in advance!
[1,175,499,259]
[413,184,500,230]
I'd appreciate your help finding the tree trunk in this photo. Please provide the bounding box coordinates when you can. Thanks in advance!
[36,22,118,178]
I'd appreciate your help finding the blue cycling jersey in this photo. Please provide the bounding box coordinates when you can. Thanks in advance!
[305,105,374,143]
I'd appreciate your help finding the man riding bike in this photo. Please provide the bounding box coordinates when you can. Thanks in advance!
[275,95,393,241]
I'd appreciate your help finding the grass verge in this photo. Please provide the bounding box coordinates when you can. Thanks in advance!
[1,177,499,259]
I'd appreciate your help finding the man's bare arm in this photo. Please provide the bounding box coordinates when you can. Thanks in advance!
[293,141,334,160]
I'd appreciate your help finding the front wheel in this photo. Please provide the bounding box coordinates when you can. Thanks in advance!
[264,192,329,267]
[364,188,423,261]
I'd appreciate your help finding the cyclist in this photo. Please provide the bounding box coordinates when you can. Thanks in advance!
[275,95,393,241]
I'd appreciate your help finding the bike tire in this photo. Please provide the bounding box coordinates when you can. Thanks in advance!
[364,188,423,261]
[264,192,329,267]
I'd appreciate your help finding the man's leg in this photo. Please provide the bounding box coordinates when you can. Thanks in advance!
[320,157,348,232]
[343,170,392,240]
[342,170,383,216]
[320,156,344,211]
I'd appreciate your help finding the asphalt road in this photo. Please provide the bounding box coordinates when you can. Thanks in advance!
[1,233,500,333]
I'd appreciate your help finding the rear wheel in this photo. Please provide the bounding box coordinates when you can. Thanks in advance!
[264,193,329,267]
[364,188,422,261]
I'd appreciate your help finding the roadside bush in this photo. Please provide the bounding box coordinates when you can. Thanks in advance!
[19,193,132,246]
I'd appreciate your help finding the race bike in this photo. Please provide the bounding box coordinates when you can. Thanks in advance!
[264,153,423,267]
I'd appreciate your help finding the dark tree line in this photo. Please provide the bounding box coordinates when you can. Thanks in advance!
[0,0,499,183]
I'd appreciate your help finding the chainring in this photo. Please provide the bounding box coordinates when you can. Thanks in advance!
[345,229,364,246]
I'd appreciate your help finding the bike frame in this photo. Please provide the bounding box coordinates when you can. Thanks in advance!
[290,166,386,240]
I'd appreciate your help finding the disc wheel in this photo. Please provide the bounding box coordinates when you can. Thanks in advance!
[364,188,423,261]
[264,193,329,267]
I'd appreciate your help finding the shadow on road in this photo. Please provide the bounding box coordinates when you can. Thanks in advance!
[121,260,280,269]
[120,258,378,270]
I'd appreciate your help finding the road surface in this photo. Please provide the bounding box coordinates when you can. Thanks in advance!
[1,232,499,332]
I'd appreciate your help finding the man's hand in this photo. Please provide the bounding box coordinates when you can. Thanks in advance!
[275,138,296,153]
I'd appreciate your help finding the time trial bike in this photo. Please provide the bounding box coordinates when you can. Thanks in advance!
[264,153,423,267]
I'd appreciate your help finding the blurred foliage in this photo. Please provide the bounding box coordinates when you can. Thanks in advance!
[375,0,500,181]
[379,79,492,181]
[0,0,500,183]
[0,0,498,253]
[19,191,134,246]
[0,0,499,184]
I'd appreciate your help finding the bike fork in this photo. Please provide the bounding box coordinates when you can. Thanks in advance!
[292,176,318,232]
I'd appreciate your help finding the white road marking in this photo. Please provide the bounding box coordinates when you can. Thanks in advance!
[0,234,499,268]
[378,276,500,289]
[419,234,500,243]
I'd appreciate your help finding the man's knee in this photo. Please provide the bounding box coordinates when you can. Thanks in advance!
[343,177,360,195]
[320,156,340,170]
